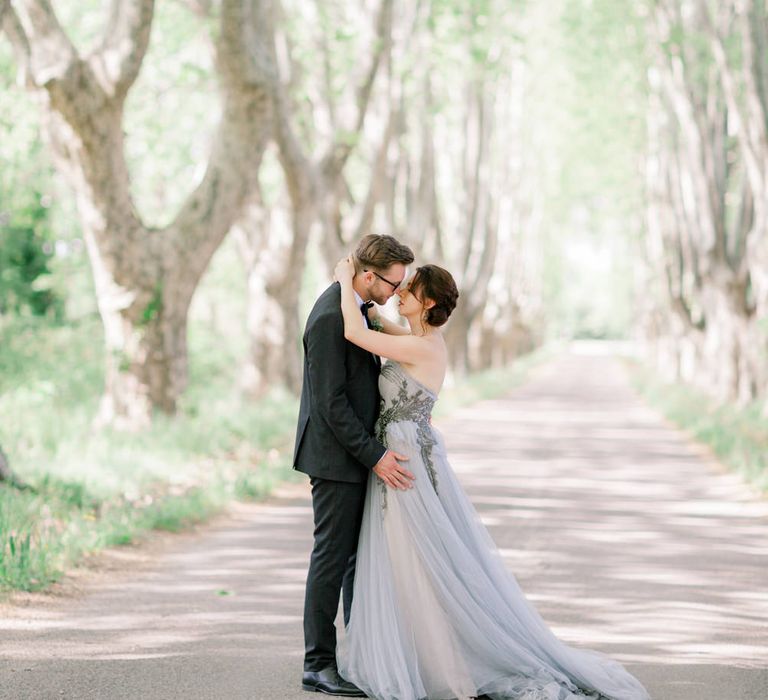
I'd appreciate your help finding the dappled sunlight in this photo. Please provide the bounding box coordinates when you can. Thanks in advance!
[1,352,766,698]
[445,353,768,672]
[0,496,312,668]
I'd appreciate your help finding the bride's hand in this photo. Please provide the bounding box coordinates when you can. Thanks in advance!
[334,256,355,283]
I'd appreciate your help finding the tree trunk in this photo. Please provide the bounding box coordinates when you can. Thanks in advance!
[705,0,768,407]
[444,77,499,374]
[235,189,305,397]
[642,1,763,406]
[229,0,393,397]
[0,444,15,484]
[95,273,193,423]
[4,0,273,427]
[0,444,31,490]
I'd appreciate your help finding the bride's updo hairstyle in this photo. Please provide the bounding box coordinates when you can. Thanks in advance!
[409,265,459,327]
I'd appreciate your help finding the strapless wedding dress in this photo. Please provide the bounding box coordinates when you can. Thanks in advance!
[338,361,650,700]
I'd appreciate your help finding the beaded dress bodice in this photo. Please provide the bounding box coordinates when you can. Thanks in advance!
[375,361,439,497]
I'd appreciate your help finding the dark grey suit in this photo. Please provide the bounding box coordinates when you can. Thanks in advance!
[293,282,385,672]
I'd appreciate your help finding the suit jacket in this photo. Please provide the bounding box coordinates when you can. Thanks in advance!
[293,283,385,483]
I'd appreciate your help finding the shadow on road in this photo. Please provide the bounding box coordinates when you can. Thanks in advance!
[1,350,767,699]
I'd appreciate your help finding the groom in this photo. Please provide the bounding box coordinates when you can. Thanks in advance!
[294,234,415,696]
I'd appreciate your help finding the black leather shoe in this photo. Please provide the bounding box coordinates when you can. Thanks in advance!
[302,667,367,697]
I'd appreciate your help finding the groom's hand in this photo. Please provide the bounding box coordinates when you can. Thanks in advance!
[373,451,414,490]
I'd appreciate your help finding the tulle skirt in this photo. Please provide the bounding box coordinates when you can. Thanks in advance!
[337,421,650,700]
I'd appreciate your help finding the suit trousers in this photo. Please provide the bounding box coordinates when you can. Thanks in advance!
[303,475,368,672]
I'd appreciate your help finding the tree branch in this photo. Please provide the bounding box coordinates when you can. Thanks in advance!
[266,0,314,209]
[652,4,725,266]
[217,0,274,87]
[319,0,393,177]
[12,0,76,84]
[168,0,273,270]
[1,2,33,85]
[737,1,768,174]
[350,0,392,141]
[704,2,766,195]
[351,106,396,241]
[92,0,155,98]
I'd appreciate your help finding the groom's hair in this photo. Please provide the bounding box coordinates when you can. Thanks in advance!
[354,234,414,274]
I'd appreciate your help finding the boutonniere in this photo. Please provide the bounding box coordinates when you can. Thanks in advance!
[370,318,384,332]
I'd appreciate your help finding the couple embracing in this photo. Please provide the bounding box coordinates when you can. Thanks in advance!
[293,235,650,700]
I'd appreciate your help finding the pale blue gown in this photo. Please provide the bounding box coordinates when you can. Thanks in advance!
[338,361,651,700]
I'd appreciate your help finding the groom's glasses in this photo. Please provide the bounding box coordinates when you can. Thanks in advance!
[364,269,401,291]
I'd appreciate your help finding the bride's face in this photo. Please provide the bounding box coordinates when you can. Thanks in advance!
[396,279,427,318]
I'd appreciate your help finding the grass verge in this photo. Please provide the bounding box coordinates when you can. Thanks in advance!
[627,361,768,494]
[0,315,301,594]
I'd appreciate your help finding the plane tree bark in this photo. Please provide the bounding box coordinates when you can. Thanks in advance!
[233,0,394,396]
[643,0,762,404]
[2,0,273,427]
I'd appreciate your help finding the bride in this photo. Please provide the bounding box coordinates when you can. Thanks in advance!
[331,256,650,700]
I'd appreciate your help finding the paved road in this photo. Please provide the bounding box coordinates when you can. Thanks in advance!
[1,348,767,700]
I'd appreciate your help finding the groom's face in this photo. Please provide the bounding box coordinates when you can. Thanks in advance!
[365,263,407,305]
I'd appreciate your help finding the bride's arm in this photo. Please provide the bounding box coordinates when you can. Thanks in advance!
[336,257,430,363]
